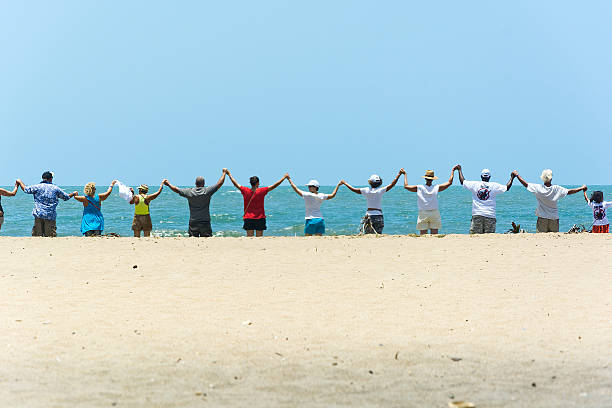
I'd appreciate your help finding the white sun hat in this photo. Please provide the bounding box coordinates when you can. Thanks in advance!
[307,179,320,188]
[368,174,381,183]
[481,169,491,178]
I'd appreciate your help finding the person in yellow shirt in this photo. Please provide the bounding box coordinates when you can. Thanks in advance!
[129,183,164,237]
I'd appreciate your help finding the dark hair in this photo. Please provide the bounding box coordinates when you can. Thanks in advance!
[590,191,604,203]
[481,176,491,182]
[42,171,53,180]
[369,179,382,188]
[249,176,259,186]
[195,176,205,187]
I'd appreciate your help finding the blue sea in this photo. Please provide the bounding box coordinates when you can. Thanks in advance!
[0,185,609,236]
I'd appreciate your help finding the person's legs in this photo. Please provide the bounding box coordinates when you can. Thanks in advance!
[430,229,439,234]
[428,210,441,235]
[44,220,57,237]
[246,230,254,237]
[132,215,142,237]
[255,230,263,237]
[143,230,151,237]
[483,217,497,233]
[419,230,428,235]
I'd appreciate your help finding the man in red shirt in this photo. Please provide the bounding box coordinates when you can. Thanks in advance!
[226,170,288,236]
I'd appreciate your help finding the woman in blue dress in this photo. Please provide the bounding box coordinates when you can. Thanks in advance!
[74,180,117,236]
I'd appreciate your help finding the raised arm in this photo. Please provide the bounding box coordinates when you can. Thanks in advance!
[567,185,587,195]
[438,166,457,192]
[129,188,137,205]
[286,176,303,197]
[163,179,182,194]
[73,195,87,203]
[16,179,26,192]
[99,180,117,201]
[267,173,288,192]
[506,171,517,191]
[385,169,405,192]
[456,165,465,185]
[145,183,164,203]
[0,181,19,197]
[403,173,418,192]
[226,170,242,189]
[583,189,589,203]
[326,181,342,200]
[215,169,227,188]
[515,173,529,188]
[340,180,362,194]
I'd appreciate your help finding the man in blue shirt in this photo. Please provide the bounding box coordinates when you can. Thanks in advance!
[17,171,77,237]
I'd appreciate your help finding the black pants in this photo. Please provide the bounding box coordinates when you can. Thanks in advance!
[189,221,212,237]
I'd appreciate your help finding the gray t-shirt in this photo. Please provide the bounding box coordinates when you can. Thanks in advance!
[178,183,222,223]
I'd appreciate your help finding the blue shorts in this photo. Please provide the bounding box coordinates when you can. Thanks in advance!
[305,218,325,235]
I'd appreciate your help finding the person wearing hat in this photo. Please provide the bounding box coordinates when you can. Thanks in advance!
[17,171,78,237]
[514,169,586,232]
[341,169,405,234]
[403,166,458,234]
[129,182,164,237]
[0,180,20,233]
[456,165,516,234]
[286,175,342,236]
[73,180,117,236]
[163,169,228,237]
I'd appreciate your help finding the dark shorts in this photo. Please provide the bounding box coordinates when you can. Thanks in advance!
[243,218,267,231]
[32,218,57,237]
[364,214,384,234]
[84,230,102,237]
[132,214,153,232]
[189,221,212,237]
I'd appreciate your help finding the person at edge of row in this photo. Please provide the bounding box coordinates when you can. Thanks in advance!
[287,176,342,236]
[129,183,164,237]
[17,172,78,237]
[163,169,228,237]
[456,165,516,234]
[515,169,586,233]
[226,170,288,237]
[584,190,610,233]
[0,180,19,233]
[341,169,405,234]
[403,166,458,235]
[74,180,117,236]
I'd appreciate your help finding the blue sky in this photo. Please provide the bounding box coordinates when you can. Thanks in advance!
[1,1,610,186]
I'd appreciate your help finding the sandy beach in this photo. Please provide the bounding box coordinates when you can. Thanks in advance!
[1,234,610,407]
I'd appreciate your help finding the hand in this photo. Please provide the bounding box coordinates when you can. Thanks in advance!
[511,170,518,178]
[222,168,228,174]
[162,179,169,186]
[71,191,78,197]
[399,168,406,175]
[454,164,461,171]
[582,185,587,191]
[286,174,291,180]
[284,173,289,179]
[340,180,346,185]
[130,187,134,193]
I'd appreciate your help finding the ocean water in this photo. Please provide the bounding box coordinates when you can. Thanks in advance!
[0,185,609,237]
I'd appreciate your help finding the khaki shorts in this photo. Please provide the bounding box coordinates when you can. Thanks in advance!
[417,209,441,230]
[32,218,57,237]
[132,214,153,232]
[470,215,496,234]
[536,217,559,233]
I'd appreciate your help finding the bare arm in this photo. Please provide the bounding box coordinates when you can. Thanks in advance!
[385,169,404,192]
[0,182,18,196]
[267,173,288,192]
[567,185,587,195]
[438,167,457,193]
[506,171,517,191]
[99,180,117,201]
[16,179,26,191]
[456,165,465,185]
[326,182,342,200]
[341,180,362,194]
[583,190,589,203]
[129,188,137,205]
[73,195,87,204]
[163,179,182,194]
[403,173,418,192]
[286,176,303,197]
[226,170,242,189]
[215,169,227,188]
[145,183,164,203]
[515,173,529,188]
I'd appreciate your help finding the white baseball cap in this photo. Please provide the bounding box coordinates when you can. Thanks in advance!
[368,174,381,183]
[307,179,320,188]
[481,169,491,178]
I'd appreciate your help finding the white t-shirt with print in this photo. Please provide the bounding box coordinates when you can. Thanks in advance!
[526,183,568,220]
[360,187,386,216]
[302,191,329,219]
[462,180,507,218]
[416,184,439,211]
[588,200,611,226]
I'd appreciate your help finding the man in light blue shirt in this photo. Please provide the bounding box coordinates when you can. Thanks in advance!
[17,171,77,237]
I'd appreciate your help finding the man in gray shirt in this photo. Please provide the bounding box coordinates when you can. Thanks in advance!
[163,169,227,237]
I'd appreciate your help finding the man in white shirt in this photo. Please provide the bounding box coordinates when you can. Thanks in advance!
[403,166,458,235]
[515,169,586,232]
[341,169,404,234]
[287,176,341,236]
[457,165,516,234]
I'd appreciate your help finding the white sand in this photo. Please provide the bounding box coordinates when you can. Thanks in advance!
[1,234,611,407]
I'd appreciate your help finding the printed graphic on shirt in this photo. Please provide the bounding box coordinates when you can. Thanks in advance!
[476,187,490,201]
[593,206,606,221]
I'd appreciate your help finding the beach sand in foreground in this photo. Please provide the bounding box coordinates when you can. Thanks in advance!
[1,235,611,407]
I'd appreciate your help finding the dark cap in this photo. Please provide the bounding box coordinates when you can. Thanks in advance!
[42,171,53,180]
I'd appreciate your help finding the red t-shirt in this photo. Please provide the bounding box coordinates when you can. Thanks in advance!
[240,186,269,219]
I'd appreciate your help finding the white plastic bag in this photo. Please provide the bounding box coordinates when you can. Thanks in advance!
[116,181,133,202]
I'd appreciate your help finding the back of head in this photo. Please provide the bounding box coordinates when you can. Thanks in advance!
[480,176,491,182]
[369,180,382,188]
[591,190,604,203]
[480,169,491,182]
[195,176,205,187]
[42,171,53,181]
[84,182,96,196]
[540,169,553,183]
[249,176,259,187]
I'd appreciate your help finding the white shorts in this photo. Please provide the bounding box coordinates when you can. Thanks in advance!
[417,209,441,230]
